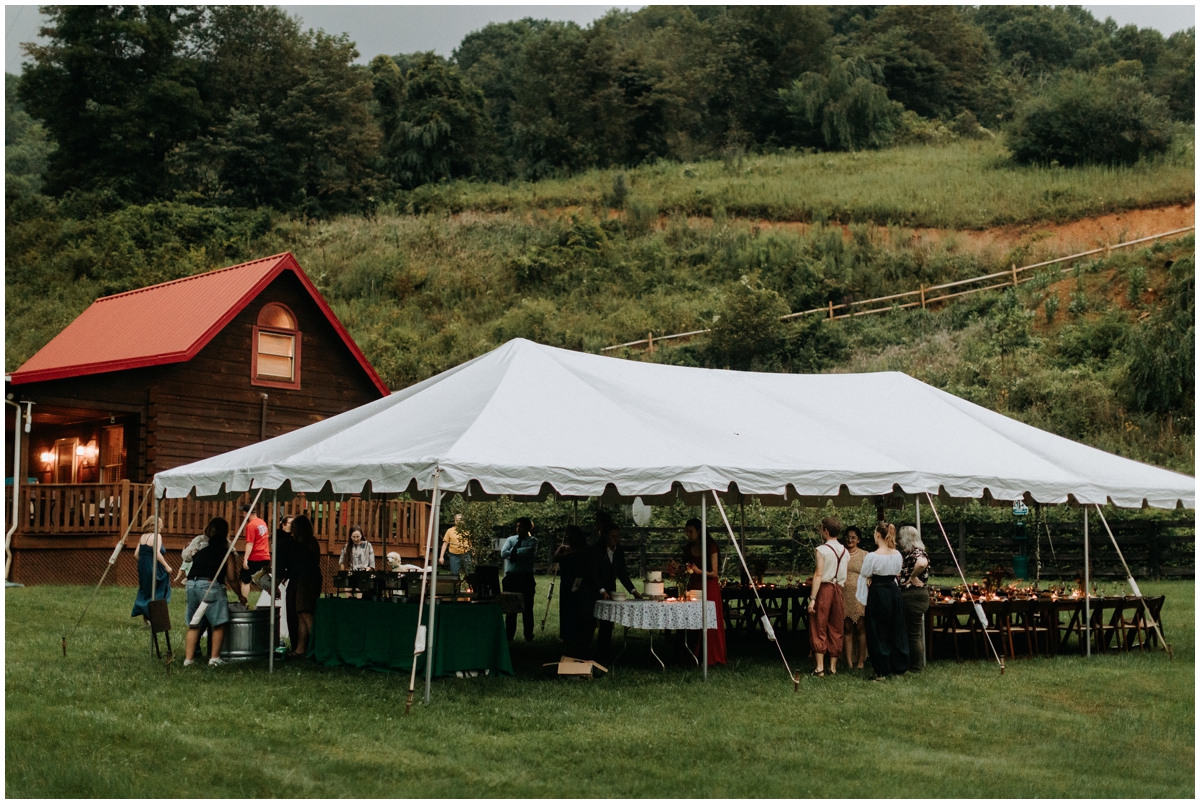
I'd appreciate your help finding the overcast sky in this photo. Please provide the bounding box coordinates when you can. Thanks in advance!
[6,4,1196,75]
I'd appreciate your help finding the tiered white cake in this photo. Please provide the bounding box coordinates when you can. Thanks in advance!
[644,571,665,598]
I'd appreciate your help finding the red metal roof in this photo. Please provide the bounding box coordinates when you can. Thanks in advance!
[10,252,390,395]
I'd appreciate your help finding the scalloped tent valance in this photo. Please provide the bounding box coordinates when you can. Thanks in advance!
[154,339,1195,510]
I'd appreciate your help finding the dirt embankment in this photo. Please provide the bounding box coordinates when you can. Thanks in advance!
[752,203,1195,260]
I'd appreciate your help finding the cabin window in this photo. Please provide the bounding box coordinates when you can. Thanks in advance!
[252,303,301,389]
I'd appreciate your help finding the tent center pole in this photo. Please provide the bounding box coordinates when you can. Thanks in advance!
[405,472,440,714]
[269,491,278,675]
[150,489,161,658]
[424,488,443,704]
[1084,506,1090,658]
[700,495,708,681]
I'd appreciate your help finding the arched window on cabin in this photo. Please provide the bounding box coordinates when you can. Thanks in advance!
[252,303,301,389]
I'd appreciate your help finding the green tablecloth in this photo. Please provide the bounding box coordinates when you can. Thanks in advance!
[310,598,513,676]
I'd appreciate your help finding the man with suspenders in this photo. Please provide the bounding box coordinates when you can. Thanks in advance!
[808,516,848,676]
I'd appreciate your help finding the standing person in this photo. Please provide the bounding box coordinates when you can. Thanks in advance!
[682,517,726,667]
[590,522,643,663]
[439,513,471,575]
[897,525,931,671]
[555,526,588,645]
[183,517,244,666]
[288,514,323,657]
[239,502,271,602]
[841,526,869,671]
[338,525,375,571]
[856,522,909,681]
[274,515,298,650]
[807,516,848,676]
[501,517,539,643]
[131,516,172,624]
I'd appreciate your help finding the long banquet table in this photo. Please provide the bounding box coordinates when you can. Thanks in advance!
[310,597,514,676]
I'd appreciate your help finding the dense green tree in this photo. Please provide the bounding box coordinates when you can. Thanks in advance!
[1148,28,1195,121]
[386,53,491,188]
[781,55,902,151]
[1007,63,1174,167]
[705,278,790,371]
[18,6,206,202]
[168,9,381,213]
[854,6,993,118]
[5,74,55,201]
[973,6,1107,74]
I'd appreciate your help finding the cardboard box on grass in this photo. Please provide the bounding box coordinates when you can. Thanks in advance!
[543,656,608,678]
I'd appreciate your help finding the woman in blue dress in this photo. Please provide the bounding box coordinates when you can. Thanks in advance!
[131,516,173,623]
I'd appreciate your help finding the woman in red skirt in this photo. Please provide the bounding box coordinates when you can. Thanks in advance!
[684,517,727,666]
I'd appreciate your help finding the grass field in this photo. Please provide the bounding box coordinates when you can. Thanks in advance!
[406,138,1195,229]
[6,580,1193,797]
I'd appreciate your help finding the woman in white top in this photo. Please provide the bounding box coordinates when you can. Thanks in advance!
[339,526,375,571]
[855,522,910,680]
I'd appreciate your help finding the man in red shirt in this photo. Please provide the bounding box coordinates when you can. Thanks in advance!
[240,503,272,603]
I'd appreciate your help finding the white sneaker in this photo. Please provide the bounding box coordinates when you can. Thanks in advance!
[208,657,225,666]
[183,659,194,666]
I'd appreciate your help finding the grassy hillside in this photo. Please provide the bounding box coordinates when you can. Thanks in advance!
[5,140,1194,475]
[401,137,1195,228]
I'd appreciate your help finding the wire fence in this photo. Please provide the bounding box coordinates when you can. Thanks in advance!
[601,225,1196,352]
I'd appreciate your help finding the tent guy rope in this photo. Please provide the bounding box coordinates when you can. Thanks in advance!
[62,489,152,656]
[1091,504,1171,658]
[711,492,797,688]
[925,493,1005,675]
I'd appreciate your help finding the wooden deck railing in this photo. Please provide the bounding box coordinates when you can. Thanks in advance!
[12,482,428,548]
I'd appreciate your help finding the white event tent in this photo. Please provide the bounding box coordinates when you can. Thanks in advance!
[154,338,1195,695]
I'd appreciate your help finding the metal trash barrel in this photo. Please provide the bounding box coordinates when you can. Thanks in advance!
[220,607,278,661]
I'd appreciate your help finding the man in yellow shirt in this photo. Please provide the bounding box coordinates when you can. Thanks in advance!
[439,513,471,575]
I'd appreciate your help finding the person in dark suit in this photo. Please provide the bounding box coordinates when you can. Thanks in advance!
[581,522,642,662]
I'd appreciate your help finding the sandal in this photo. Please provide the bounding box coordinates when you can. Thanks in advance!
[872,676,888,683]
[810,669,825,677]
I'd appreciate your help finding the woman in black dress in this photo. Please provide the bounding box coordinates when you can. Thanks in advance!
[854,522,909,680]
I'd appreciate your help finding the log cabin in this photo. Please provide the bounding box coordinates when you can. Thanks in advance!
[5,253,427,587]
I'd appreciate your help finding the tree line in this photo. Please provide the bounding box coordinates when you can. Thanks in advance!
[9,5,1195,216]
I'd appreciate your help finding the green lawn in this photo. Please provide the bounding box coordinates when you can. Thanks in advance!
[6,580,1194,797]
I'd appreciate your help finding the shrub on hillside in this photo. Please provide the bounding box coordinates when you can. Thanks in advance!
[1006,63,1173,166]
[781,55,903,151]
[1122,256,1194,416]
[705,278,790,371]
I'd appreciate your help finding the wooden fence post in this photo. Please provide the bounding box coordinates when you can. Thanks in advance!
[118,479,130,537]
[1149,523,1161,581]
[1011,263,1018,287]
[920,284,926,309]
[828,300,834,320]
[957,522,966,563]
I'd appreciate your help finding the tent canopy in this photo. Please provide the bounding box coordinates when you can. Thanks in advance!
[155,338,1194,509]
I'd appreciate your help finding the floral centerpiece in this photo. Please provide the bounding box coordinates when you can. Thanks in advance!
[664,560,690,599]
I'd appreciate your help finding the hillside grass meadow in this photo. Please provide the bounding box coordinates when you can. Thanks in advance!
[403,137,1196,228]
[5,580,1193,797]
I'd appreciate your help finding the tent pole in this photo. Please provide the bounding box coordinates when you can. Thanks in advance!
[1092,504,1170,656]
[406,472,440,714]
[269,491,277,675]
[700,494,707,680]
[573,499,578,527]
[424,488,443,704]
[1084,506,1090,658]
[710,492,795,685]
[150,490,160,658]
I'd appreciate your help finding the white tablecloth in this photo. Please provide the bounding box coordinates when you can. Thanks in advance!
[593,599,719,631]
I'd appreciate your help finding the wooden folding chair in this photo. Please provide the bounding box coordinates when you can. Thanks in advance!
[930,602,977,662]
[1139,595,1167,650]
[971,600,1007,659]
[147,599,172,659]
[1056,599,1089,655]
[1005,600,1054,658]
